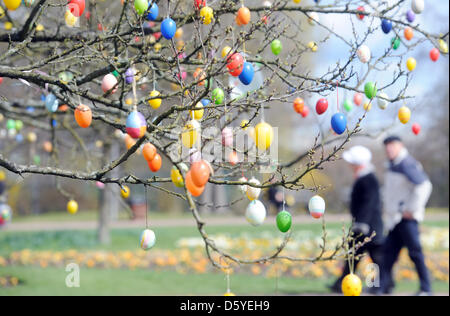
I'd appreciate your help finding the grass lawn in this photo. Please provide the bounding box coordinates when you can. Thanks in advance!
[0,266,448,296]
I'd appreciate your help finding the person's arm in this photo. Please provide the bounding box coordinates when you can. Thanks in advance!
[351,177,379,236]
[401,159,432,219]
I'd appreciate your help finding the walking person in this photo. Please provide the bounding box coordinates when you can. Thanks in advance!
[381,136,433,296]
[330,146,384,293]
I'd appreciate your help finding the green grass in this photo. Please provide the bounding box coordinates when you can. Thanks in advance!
[0,266,448,296]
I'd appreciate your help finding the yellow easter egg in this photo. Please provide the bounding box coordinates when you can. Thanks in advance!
[0,7,5,19]
[148,90,162,109]
[221,46,232,58]
[341,274,362,296]
[121,186,130,199]
[0,170,6,181]
[67,200,79,214]
[254,121,273,151]
[398,106,411,124]
[154,43,162,52]
[4,0,21,11]
[363,101,372,111]
[189,102,204,120]
[125,98,133,105]
[200,6,214,25]
[171,166,185,188]
[406,57,416,71]
[36,24,44,32]
[4,22,13,30]
[65,10,78,27]
[439,39,448,54]
[181,121,199,148]
[174,28,183,39]
[224,292,236,296]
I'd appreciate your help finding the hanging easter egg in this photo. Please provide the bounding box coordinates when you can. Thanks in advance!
[406,57,416,71]
[353,93,363,106]
[342,274,362,296]
[45,94,59,112]
[121,186,130,199]
[27,132,37,143]
[43,141,52,153]
[411,0,424,14]
[224,292,236,296]
[124,134,136,149]
[148,90,162,109]
[300,106,309,118]
[142,143,157,162]
[412,123,421,135]
[439,39,448,54]
[227,53,244,77]
[293,98,305,114]
[67,200,78,214]
[3,0,21,10]
[406,10,415,23]
[171,164,187,188]
[430,48,440,62]
[212,88,225,105]
[276,210,292,233]
[190,160,210,187]
[363,102,372,111]
[364,82,377,99]
[398,106,411,124]
[140,229,156,250]
[147,2,159,21]
[377,92,389,110]
[181,120,200,148]
[161,18,177,39]
[391,37,401,50]
[126,111,147,139]
[194,0,206,10]
[148,153,162,172]
[200,6,214,25]
[254,121,273,151]
[74,104,92,128]
[222,127,233,147]
[236,7,251,25]
[68,0,85,17]
[381,19,392,34]
[246,200,266,226]
[237,176,248,194]
[404,27,414,41]
[356,6,365,20]
[134,0,148,15]
[238,62,255,86]
[185,171,205,197]
[124,68,135,84]
[308,195,325,219]
[307,12,319,25]
[14,120,23,131]
[189,102,204,120]
[246,178,261,201]
[316,98,328,115]
[101,74,118,94]
[221,46,232,58]
[271,39,282,56]
[331,113,347,135]
[357,45,371,63]
[343,99,353,112]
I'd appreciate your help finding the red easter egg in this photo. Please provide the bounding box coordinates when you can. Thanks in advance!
[0,77,3,85]
[190,160,210,187]
[430,48,440,62]
[148,153,162,172]
[412,123,421,135]
[74,104,92,128]
[194,0,206,10]
[353,93,363,106]
[300,106,309,118]
[293,98,305,114]
[356,6,365,20]
[68,0,85,17]
[227,53,244,77]
[316,98,328,115]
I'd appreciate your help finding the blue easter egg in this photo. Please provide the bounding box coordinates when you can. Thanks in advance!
[161,18,177,39]
[147,3,159,21]
[381,19,392,34]
[52,119,58,128]
[45,94,59,112]
[16,134,24,143]
[201,99,211,106]
[238,62,255,86]
[40,94,46,101]
[331,113,347,135]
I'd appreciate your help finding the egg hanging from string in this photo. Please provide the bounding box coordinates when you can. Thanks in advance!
[293,98,305,114]
[398,106,411,124]
[364,82,377,99]
[412,123,421,135]
[239,62,255,86]
[147,2,159,21]
[126,111,147,139]
[68,0,85,17]
[4,0,21,11]
[381,19,392,34]
[124,68,136,84]
[189,102,204,120]
[45,94,59,112]
[246,178,261,201]
[356,6,365,20]
[226,53,244,77]
[254,121,273,151]
[190,160,210,187]
[148,153,162,172]
[200,6,214,25]
[271,39,282,56]
[404,27,414,41]
[353,93,363,106]
[161,18,177,39]
[181,120,200,148]
[357,45,371,63]
[411,0,424,14]
[391,37,401,50]
[101,74,118,94]
[148,90,162,109]
[212,88,225,105]
[142,143,157,162]
[316,98,328,115]
[222,127,233,147]
[140,229,156,250]
[406,57,416,71]
[74,104,92,128]
[236,6,251,26]
[331,113,347,135]
[221,46,232,58]
[377,92,389,110]
[134,0,148,15]
[276,210,292,233]
[343,99,353,112]
[67,200,78,215]
[342,274,362,296]
[246,200,266,226]
[121,186,130,199]
[238,176,248,194]
[406,10,416,23]
[429,48,440,62]
[171,164,187,188]
[308,195,325,219]
[185,171,205,197]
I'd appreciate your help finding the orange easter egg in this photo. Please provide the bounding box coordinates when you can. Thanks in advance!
[74,104,92,128]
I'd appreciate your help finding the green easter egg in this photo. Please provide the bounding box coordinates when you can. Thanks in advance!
[276,210,292,233]
[33,155,41,165]
[212,88,224,105]
[364,82,377,99]
[271,39,282,56]
[6,119,16,130]
[391,37,401,50]
[15,120,23,131]
[343,99,353,112]
[134,0,149,15]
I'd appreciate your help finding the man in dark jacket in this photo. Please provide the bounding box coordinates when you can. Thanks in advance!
[330,146,384,293]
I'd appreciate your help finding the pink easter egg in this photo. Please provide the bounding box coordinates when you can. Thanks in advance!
[101,74,118,94]
[222,127,233,147]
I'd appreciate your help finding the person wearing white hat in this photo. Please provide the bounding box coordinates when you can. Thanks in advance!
[329,146,384,294]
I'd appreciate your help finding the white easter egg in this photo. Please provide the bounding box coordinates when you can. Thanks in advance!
[411,0,424,14]
[238,176,248,194]
[245,200,267,226]
[140,229,156,250]
[377,92,389,110]
[308,195,325,219]
[357,45,371,63]
[246,177,261,200]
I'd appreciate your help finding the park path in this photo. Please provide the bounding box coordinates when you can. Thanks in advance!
[4,212,448,232]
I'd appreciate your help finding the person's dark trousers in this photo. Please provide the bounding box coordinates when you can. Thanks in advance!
[331,235,384,292]
[381,219,431,293]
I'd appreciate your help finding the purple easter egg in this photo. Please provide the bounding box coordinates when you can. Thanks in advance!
[125,68,135,84]
[406,10,415,23]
